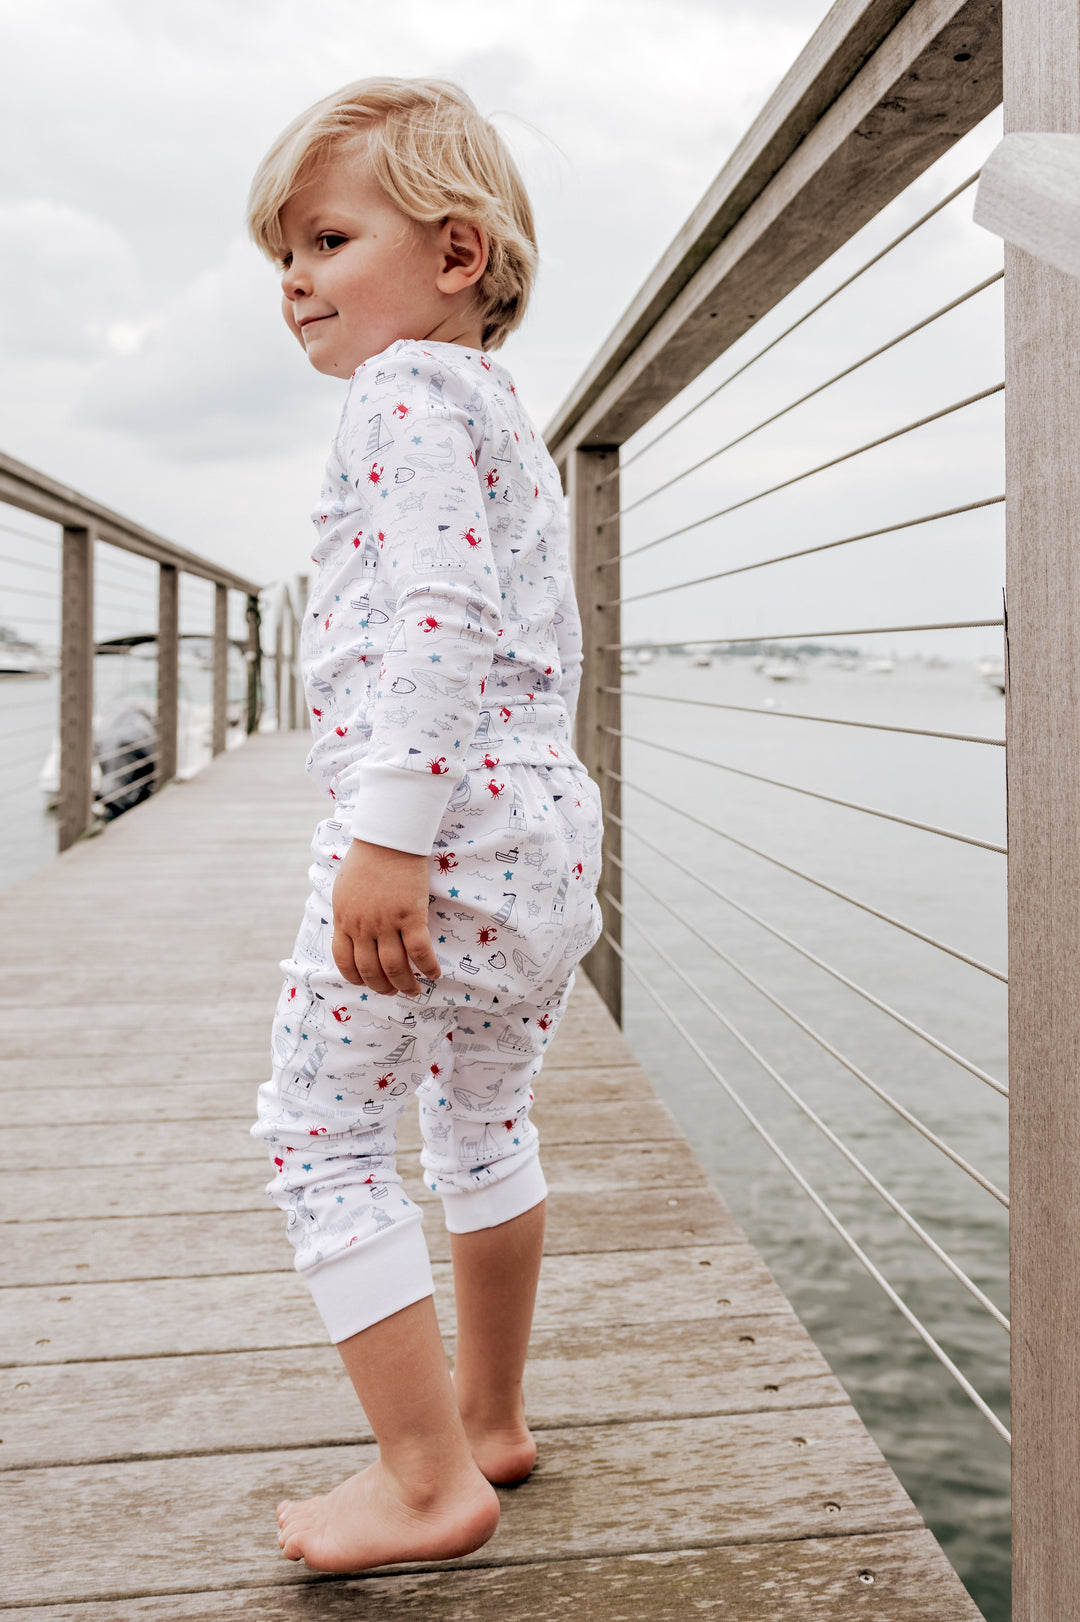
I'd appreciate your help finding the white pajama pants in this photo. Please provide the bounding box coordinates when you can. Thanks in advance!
[252,761,603,1342]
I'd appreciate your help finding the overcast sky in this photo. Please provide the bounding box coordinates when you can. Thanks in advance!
[0,0,1005,655]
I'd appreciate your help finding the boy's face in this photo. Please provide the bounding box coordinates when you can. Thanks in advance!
[277,148,483,375]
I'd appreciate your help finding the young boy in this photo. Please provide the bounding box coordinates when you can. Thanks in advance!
[247,78,603,1573]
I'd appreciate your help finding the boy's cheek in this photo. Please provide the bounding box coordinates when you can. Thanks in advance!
[281,295,305,347]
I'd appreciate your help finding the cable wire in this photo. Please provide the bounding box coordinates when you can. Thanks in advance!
[605,273,1003,523]
[602,170,984,484]
[601,383,1005,568]
[603,770,1006,983]
[599,619,1004,652]
[602,928,1010,1444]
[606,495,1004,605]
[603,686,1004,747]
[603,726,1007,855]
[604,840,1008,1171]
[603,884,1009,1317]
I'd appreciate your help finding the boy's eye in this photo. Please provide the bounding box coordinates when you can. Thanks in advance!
[279,252,293,271]
[319,233,347,251]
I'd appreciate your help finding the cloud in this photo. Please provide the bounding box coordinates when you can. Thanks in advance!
[74,236,338,460]
[0,200,143,359]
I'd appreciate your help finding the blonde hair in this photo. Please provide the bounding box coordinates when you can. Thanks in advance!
[247,77,537,351]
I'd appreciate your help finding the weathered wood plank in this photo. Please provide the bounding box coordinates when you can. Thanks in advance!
[2,1065,655,1126]
[0,1244,792,1366]
[0,1185,739,1286]
[1003,1,1080,1616]
[1,1409,923,1606]
[3,1139,706,1220]
[0,1314,846,1470]
[9,1097,686,1171]
[0,1531,983,1621]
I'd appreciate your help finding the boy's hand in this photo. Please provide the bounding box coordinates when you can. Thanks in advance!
[331,839,442,997]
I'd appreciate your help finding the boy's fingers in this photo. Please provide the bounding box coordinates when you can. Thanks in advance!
[354,937,396,997]
[376,935,421,997]
[332,928,364,986]
[402,922,441,980]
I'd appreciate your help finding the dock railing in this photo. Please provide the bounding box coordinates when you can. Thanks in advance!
[0,450,304,856]
[547,0,1079,1614]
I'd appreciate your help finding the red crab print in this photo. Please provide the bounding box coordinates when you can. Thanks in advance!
[368,462,384,486]
[481,753,500,770]
[308,1125,328,1136]
[461,527,482,547]
[499,706,512,722]
[418,615,442,633]
[377,530,386,546]
[312,707,323,721]
[392,402,410,419]
[572,862,583,879]
[430,1061,443,1079]
[427,757,448,774]
[435,851,459,873]
[486,779,505,799]
[476,926,498,946]
[484,468,499,489]
[335,724,348,738]
[375,1072,396,1091]
[331,1006,351,1023]
[479,677,487,695]
[503,1119,515,1131]
[538,1014,552,1032]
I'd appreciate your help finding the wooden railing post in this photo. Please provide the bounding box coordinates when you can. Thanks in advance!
[570,446,621,1026]
[157,563,179,785]
[290,575,307,730]
[1004,0,1080,1615]
[58,525,95,852]
[245,593,262,736]
[212,582,228,756]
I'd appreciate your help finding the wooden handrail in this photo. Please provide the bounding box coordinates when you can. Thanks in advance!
[545,0,1002,465]
[0,449,289,853]
[0,450,259,596]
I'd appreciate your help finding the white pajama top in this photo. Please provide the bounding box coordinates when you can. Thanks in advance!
[302,338,585,855]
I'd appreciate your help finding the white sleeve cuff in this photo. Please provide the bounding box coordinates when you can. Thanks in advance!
[348,762,456,855]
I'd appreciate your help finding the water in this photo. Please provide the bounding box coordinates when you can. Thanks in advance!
[616,650,1009,1619]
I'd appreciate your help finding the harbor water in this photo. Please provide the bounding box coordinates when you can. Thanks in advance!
[617,649,1008,1620]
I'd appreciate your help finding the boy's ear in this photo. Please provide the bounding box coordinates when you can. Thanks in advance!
[437,217,487,293]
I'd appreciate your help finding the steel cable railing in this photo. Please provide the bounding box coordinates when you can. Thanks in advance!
[603,725,1008,855]
[600,169,985,485]
[602,685,1005,747]
[604,800,1007,1095]
[602,770,1006,983]
[600,618,1005,652]
[603,837,1008,1186]
[601,881,1009,1323]
[607,272,1003,523]
[606,495,1005,606]
[602,384,1005,569]
[601,927,1011,1444]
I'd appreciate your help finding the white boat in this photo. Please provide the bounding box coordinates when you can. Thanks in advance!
[0,626,52,676]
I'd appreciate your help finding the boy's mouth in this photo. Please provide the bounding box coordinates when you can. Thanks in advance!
[299,313,334,330]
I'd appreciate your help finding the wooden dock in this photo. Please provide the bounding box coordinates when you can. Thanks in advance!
[0,734,981,1618]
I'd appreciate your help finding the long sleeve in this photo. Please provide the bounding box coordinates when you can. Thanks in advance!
[330,354,501,854]
[554,570,584,737]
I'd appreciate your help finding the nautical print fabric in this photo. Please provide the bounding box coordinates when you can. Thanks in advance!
[303,337,585,855]
[252,763,603,1343]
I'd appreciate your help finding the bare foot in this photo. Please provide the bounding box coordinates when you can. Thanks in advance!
[462,1417,538,1485]
[277,1456,500,1572]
